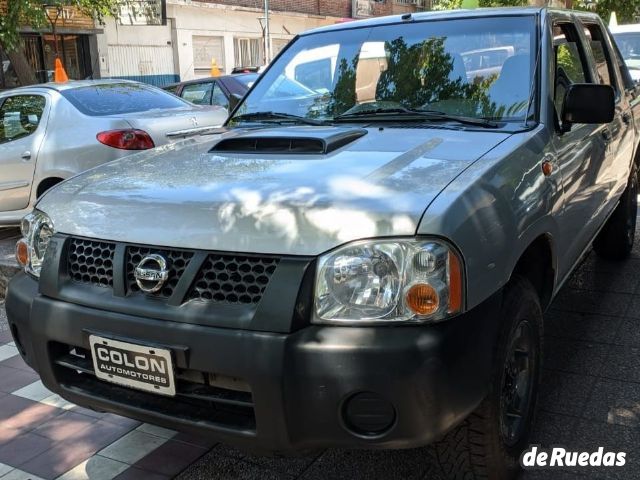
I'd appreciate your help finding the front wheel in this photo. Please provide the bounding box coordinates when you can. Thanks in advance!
[594,166,638,261]
[431,276,543,480]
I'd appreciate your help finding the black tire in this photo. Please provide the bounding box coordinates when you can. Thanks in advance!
[431,276,543,480]
[594,166,638,261]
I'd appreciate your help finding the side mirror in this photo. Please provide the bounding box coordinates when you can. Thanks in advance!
[228,93,243,112]
[561,83,614,132]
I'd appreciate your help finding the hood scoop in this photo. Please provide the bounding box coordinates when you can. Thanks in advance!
[210,126,367,155]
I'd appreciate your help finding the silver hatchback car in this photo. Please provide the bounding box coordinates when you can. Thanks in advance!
[0,79,227,225]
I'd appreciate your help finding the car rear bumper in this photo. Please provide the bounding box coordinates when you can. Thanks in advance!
[6,272,502,453]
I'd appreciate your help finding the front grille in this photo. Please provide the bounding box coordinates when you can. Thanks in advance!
[126,246,194,298]
[65,237,281,306]
[188,254,279,304]
[67,238,116,287]
[51,342,256,432]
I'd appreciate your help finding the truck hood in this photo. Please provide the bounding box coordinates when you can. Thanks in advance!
[38,126,510,255]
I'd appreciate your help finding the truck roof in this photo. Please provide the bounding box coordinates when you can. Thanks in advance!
[302,7,599,36]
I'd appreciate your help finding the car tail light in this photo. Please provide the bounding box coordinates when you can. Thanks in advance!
[96,129,155,150]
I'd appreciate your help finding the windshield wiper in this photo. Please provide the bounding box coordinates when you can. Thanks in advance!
[232,111,330,126]
[334,107,500,128]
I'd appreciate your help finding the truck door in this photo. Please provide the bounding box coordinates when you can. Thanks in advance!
[551,21,611,278]
[0,94,48,212]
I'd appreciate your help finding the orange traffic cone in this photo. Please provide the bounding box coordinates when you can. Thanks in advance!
[210,58,221,77]
[54,57,68,83]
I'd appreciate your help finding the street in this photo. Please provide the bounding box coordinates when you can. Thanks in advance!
[1,228,640,479]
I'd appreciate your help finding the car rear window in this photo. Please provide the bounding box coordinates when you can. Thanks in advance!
[62,83,189,116]
[235,74,259,88]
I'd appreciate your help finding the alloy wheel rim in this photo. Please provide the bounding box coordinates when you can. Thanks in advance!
[500,319,536,447]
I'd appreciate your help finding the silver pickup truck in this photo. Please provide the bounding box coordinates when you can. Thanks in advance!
[6,7,640,479]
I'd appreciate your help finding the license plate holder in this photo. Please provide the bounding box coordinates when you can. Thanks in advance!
[89,335,176,397]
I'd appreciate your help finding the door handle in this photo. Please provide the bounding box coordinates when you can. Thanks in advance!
[622,112,631,125]
[21,151,31,160]
[601,129,612,142]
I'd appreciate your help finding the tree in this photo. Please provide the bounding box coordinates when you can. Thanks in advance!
[573,0,639,24]
[0,0,122,85]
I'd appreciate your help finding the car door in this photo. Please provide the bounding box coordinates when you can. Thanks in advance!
[551,20,612,278]
[0,93,48,212]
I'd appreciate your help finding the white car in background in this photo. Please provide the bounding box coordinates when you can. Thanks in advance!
[0,79,227,225]
[611,24,640,82]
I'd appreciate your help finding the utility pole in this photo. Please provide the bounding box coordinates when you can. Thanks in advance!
[264,0,270,65]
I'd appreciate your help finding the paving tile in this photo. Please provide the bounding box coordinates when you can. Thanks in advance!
[20,420,135,480]
[612,317,640,347]
[521,469,588,479]
[0,468,47,480]
[544,310,622,345]
[579,255,640,275]
[0,355,34,373]
[241,451,320,477]
[0,432,54,467]
[600,345,640,383]
[0,344,18,362]
[39,394,75,411]
[544,337,611,377]
[582,378,640,428]
[0,330,15,344]
[538,370,596,417]
[11,381,52,402]
[99,414,140,429]
[133,423,176,440]
[568,420,640,479]
[133,439,208,476]
[98,431,169,465]
[300,448,428,480]
[0,427,24,446]
[57,455,129,480]
[173,450,253,480]
[0,462,14,476]
[172,432,217,449]
[625,296,640,320]
[549,288,631,317]
[0,396,61,431]
[0,366,38,393]
[32,411,98,441]
[566,268,640,294]
[113,466,170,480]
[529,411,578,447]
[69,406,106,420]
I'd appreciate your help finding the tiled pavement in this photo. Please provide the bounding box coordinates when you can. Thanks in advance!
[2,229,640,478]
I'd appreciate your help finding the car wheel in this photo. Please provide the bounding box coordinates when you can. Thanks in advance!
[594,165,638,261]
[431,275,543,480]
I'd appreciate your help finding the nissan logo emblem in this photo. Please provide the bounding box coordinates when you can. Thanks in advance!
[134,254,169,293]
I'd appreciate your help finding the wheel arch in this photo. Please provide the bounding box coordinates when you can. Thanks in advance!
[509,233,556,311]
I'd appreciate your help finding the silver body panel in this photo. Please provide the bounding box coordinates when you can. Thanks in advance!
[33,10,640,313]
[0,80,227,225]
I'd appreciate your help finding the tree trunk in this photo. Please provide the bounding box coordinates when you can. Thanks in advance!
[0,42,38,86]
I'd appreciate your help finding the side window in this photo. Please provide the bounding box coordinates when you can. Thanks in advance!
[181,82,213,105]
[0,95,46,144]
[210,83,228,109]
[553,23,590,117]
[583,23,618,94]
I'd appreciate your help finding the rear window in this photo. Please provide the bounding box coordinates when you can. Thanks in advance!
[235,74,259,88]
[62,83,189,116]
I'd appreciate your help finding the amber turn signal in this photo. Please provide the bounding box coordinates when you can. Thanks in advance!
[406,283,439,316]
[15,240,29,267]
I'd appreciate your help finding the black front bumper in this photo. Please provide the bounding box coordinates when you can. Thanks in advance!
[6,272,502,453]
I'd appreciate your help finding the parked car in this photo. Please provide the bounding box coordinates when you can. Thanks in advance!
[164,73,258,110]
[0,79,227,225]
[611,24,640,82]
[7,8,640,479]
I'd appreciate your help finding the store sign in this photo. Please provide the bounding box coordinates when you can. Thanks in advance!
[118,0,166,26]
[352,0,373,18]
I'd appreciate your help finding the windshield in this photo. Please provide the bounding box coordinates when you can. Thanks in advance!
[62,83,190,116]
[231,16,536,124]
[612,32,640,67]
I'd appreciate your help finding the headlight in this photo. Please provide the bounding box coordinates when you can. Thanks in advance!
[314,238,464,324]
[16,210,55,278]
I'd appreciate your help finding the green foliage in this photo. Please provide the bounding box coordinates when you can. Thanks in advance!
[432,0,527,11]
[0,0,122,52]
[574,0,639,25]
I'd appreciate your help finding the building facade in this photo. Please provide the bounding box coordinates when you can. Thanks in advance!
[96,0,431,86]
[0,1,101,89]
